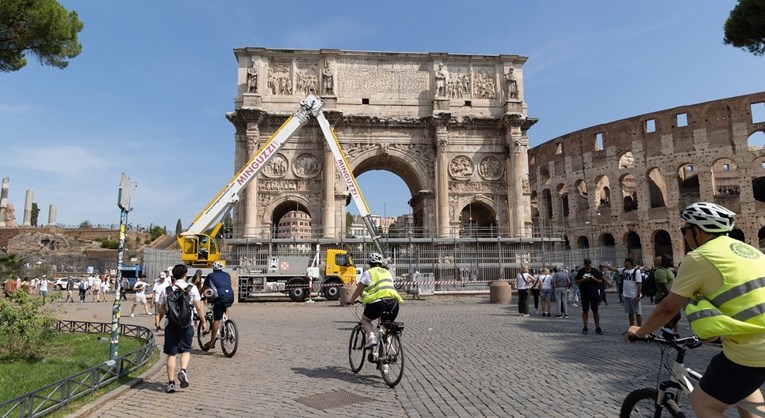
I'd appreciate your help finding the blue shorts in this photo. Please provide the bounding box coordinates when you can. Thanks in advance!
[163,325,193,356]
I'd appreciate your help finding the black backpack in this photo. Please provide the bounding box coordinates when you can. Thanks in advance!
[642,270,657,298]
[165,284,192,329]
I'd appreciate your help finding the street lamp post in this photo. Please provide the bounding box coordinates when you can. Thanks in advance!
[109,173,135,361]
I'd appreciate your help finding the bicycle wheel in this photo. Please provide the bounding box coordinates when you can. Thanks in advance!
[348,325,366,373]
[620,387,683,418]
[379,333,405,388]
[220,319,239,357]
[197,316,213,351]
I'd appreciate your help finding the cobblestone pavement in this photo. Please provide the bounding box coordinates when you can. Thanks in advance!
[54,295,726,417]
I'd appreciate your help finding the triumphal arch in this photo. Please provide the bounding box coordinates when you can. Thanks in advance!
[225,47,536,242]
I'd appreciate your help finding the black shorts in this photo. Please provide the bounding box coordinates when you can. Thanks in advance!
[212,299,231,321]
[580,295,599,313]
[699,352,765,405]
[363,298,399,322]
[163,325,193,356]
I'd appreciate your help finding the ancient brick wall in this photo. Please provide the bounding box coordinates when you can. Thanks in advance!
[528,92,765,264]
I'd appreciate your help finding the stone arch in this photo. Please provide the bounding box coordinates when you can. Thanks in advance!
[677,162,701,208]
[751,156,765,204]
[542,188,553,219]
[730,228,746,242]
[594,175,611,209]
[574,179,588,212]
[625,231,642,264]
[620,173,638,212]
[557,183,569,219]
[577,235,589,249]
[602,233,616,246]
[646,167,667,208]
[350,149,429,230]
[748,130,765,150]
[530,190,539,218]
[619,151,635,169]
[539,167,550,186]
[758,226,765,251]
[266,197,315,238]
[652,229,672,260]
[711,157,740,197]
[458,198,497,237]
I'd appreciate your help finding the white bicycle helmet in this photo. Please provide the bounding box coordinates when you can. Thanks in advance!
[368,252,384,264]
[680,202,735,234]
[212,261,224,271]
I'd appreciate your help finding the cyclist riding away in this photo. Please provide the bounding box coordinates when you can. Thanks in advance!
[627,202,765,418]
[201,261,235,351]
[347,252,404,348]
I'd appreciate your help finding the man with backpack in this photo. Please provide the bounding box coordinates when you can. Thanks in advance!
[201,261,235,351]
[160,264,206,393]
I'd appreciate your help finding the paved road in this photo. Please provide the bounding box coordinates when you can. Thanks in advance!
[55,295,724,417]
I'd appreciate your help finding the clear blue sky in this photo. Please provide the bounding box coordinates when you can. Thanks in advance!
[1,1,762,230]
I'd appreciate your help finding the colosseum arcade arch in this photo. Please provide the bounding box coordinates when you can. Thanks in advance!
[759,226,765,251]
[459,200,498,237]
[677,163,701,209]
[652,229,672,260]
[625,231,642,264]
[752,156,765,205]
[646,168,667,208]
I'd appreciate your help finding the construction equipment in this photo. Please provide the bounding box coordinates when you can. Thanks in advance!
[178,95,387,301]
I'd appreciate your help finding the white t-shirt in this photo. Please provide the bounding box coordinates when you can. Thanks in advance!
[540,274,553,290]
[516,273,532,290]
[619,267,643,298]
[152,280,169,302]
[39,279,48,292]
[133,279,148,296]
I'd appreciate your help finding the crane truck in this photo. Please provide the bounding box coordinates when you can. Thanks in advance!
[178,94,387,301]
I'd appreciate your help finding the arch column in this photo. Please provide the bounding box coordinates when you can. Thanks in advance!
[504,118,531,238]
[433,119,450,238]
[243,121,261,238]
[697,165,715,202]
[322,141,336,238]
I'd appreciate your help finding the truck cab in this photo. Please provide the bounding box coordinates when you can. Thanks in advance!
[119,265,143,291]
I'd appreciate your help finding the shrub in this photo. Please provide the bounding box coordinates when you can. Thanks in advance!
[0,291,58,360]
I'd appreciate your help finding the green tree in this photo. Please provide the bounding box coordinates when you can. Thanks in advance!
[0,291,57,360]
[0,0,84,72]
[30,202,39,227]
[0,254,24,278]
[346,212,354,235]
[78,220,92,229]
[724,0,765,56]
[175,219,183,236]
[148,225,164,241]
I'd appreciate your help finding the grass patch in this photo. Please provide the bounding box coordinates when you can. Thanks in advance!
[0,333,148,403]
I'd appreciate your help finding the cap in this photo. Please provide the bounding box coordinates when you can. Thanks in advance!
[160,272,167,279]
[167,266,173,272]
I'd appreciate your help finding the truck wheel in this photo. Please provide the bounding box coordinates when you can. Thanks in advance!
[322,279,342,300]
[287,278,308,302]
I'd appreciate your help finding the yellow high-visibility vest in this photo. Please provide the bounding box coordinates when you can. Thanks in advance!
[685,236,765,339]
[361,267,403,305]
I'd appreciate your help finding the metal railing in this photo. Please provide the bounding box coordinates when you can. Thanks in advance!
[0,321,155,418]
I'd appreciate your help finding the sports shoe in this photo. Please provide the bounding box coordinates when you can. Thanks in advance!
[130,313,134,318]
[166,381,176,393]
[177,369,189,388]
[364,333,377,348]
[595,327,603,335]
[523,314,530,317]
[554,314,563,318]
[381,364,389,374]
[563,314,568,318]
[582,327,588,335]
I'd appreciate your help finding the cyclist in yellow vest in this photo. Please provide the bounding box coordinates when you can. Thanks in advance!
[627,202,765,417]
[348,252,403,348]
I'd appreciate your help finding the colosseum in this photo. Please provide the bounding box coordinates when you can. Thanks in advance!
[528,91,765,265]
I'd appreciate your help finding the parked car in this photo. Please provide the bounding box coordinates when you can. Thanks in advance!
[54,277,81,290]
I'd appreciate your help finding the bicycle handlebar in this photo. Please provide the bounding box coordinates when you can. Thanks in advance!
[629,328,702,349]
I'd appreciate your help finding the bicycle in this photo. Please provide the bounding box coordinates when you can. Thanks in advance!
[348,303,405,388]
[197,304,239,358]
[621,328,765,417]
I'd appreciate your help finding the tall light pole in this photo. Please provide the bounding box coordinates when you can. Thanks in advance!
[110,173,135,361]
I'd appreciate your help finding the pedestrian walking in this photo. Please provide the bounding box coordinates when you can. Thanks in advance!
[552,266,569,318]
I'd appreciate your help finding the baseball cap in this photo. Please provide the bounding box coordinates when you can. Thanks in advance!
[160,272,167,279]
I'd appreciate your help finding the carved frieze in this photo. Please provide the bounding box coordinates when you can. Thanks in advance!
[296,62,319,95]
[478,155,503,180]
[268,61,292,96]
[449,155,474,179]
[446,66,470,99]
[472,67,497,99]
[263,154,288,178]
[338,59,429,96]
[449,181,507,194]
[259,179,300,191]
[293,153,321,178]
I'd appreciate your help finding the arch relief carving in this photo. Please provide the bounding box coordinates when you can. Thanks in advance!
[478,155,503,180]
[293,153,321,178]
[263,154,288,178]
[449,155,474,179]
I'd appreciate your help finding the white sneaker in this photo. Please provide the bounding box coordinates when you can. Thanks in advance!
[382,364,389,374]
[364,333,377,348]
[130,314,134,318]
